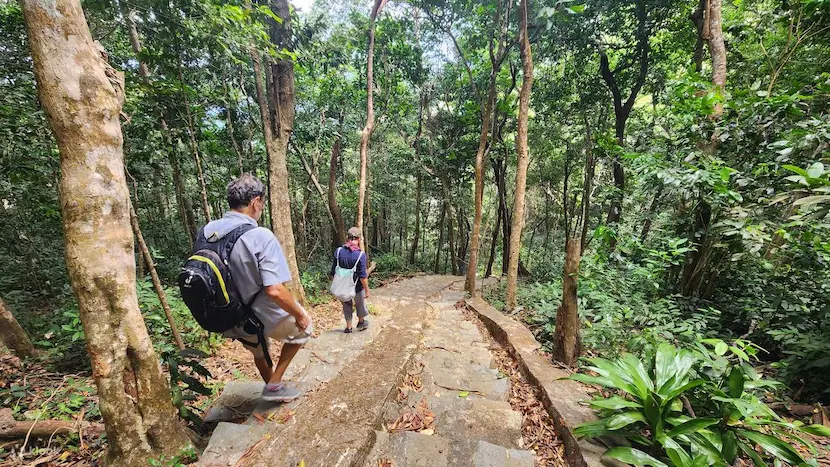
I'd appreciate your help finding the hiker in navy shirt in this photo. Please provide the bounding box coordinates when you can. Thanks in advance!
[330,227,370,333]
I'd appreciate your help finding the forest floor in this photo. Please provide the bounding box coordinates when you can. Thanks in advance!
[0,297,347,467]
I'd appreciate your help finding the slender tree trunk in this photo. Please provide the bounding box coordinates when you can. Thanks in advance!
[22,2,190,463]
[0,297,37,359]
[434,203,447,274]
[448,204,458,275]
[226,103,244,176]
[505,0,534,310]
[708,0,727,117]
[580,117,596,252]
[691,0,706,73]
[485,196,502,277]
[496,158,511,275]
[640,185,663,242]
[124,12,195,242]
[178,64,212,223]
[409,172,422,264]
[328,121,347,246]
[553,237,582,367]
[129,203,185,350]
[357,0,389,253]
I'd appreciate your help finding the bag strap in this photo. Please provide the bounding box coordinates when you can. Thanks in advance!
[221,224,256,260]
[351,251,363,272]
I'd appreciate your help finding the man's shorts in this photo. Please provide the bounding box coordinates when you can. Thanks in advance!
[235,315,313,359]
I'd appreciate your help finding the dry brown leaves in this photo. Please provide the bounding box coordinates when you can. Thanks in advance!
[462,307,566,467]
[376,459,394,467]
[388,399,435,433]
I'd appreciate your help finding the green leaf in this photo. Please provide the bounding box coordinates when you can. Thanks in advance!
[714,341,729,356]
[603,447,668,467]
[607,411,647,430]
[723,430,739,464]
[794,195,830,207]
[738,440,769,467]
[667,418,720,438]
[574,420,615,439]
[658,434,694,467]
[737,429,807,466]
[729,346,749,361]
[801,424,830,437]
[589,396,643,410]
[728,366,745,398]
[458,391,469,398]
[806,162,825,179]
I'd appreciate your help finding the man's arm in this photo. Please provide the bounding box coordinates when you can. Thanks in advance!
[264,284,310,330]
[360,278,370,298]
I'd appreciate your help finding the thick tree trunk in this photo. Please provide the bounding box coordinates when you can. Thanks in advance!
[0,297,37,359]
[178,64,212,223]
[505,0,534,310]
[129,203,185,350]
[357,0,389,253]
[553,237,582,367]
[265,0,305,303]
[328,125,347,246]
[22,2,191,464]
[707,0,727,117]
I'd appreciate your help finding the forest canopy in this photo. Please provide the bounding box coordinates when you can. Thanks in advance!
[1,0,830,462]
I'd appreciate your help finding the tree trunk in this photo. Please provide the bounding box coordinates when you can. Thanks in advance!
[448,203,458,275]
[22,2,191,463]
[707,0,726,117]
[553,237,582,367]
[640,185,664,242]
[409,172,422,264]
[505,0,534,310]
[485,196,502,278]
[178,63,212,223]
[357,0,389,252]
[0,297,37,359]
[434,203,447,274]
[496,157,511,275]
[129,203,185,350]
[328,122,347,246]
[581,116,596,252]
[691,0,706,73]
[265,0,305,303]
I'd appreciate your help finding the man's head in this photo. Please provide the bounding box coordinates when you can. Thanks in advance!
[227,174,266,221]
[347,227,362,241]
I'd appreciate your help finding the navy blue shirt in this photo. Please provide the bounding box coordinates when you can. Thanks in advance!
[330,246,368,292]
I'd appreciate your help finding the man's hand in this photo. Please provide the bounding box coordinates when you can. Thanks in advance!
[364,290,370,299]
[295,309,311,331]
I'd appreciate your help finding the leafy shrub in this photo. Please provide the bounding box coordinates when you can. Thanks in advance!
[573,343,830,467]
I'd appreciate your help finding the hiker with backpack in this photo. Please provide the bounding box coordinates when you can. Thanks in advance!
[330,227,370,333]
[179,174,312,402]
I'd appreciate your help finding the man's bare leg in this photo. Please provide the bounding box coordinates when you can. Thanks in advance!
[269,343,303,384]
[254,356,273,383]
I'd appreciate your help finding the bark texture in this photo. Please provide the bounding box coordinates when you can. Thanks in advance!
[22,1,191,464]
[265,0,305,303]
[0,297,37,359]
[707,0,727,117]
[553,237,583,367]
[505,0,534,310]
[357,0,388,253]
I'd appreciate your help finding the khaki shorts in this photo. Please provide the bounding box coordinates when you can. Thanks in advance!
[237,316,313,359]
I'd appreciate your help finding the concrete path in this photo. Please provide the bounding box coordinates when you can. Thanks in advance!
[198,275,532,467]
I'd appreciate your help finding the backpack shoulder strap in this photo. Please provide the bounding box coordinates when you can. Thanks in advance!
[219,224,257,261]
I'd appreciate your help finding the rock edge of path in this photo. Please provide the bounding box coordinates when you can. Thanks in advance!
[466,297,622,467]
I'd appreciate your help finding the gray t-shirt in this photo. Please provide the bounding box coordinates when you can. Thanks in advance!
[200,211,294,337]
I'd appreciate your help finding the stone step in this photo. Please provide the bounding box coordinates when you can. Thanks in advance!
[198,422,268,467]
[203,381,264,424]
[365,430,534,467]
[418,347,508,401]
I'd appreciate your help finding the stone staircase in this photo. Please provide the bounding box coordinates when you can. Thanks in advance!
[197,276,534,467]
[365,300,535,467]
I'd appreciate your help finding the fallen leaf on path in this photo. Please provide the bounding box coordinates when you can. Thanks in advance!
[388,399,434,433]
[458,391,469,398]
[378,459,394,467]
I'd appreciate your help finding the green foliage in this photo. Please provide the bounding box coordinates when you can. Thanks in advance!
[573,344,826,467]
[164,349,213,431]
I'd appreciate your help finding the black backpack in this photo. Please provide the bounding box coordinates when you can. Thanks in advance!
[178,224,271,367]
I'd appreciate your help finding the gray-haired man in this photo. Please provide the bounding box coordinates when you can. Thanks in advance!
[200,174,312,401]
